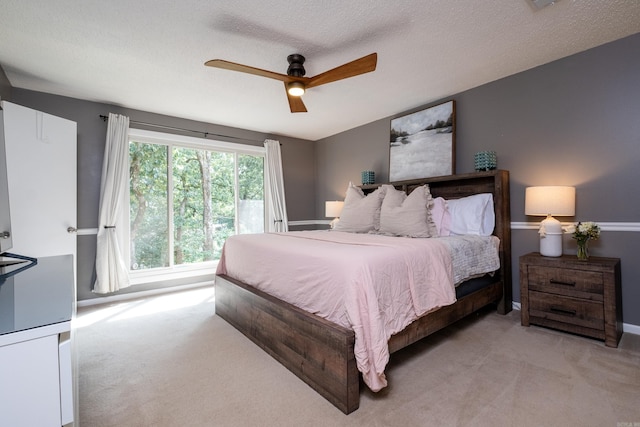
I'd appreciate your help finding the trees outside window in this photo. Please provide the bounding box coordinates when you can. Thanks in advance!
[130,141,168,270]
[128,131,264,274]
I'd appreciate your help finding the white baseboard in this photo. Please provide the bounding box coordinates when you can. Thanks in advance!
[79,283,640,337]
[623,322,640,335]
[76,281,213,308]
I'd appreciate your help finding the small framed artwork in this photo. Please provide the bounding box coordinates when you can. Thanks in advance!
[389,100,455,182]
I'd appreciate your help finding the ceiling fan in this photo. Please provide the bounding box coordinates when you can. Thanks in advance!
[204,53,377,113]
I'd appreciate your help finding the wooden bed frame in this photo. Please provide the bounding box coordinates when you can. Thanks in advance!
[215,170,512,414]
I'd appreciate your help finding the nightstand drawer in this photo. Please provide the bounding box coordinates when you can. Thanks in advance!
[529,290,604,331]
[527,265,603,299]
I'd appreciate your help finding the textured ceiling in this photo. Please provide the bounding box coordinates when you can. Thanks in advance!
[1,0,639,141]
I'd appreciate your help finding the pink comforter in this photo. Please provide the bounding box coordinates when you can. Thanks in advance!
[216,231,456,391]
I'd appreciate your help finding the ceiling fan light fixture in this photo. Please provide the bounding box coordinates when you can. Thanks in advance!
[287,81,305,97]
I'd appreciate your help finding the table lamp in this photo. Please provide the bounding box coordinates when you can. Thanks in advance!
[525,186,575,257]
[325,201,344,229]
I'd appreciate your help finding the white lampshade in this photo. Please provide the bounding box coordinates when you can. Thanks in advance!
[525,186,575,257]
[525,186,575,217]
[325,201,344,218]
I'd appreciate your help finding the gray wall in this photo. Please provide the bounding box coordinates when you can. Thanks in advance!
[315,33,640,326]
[8,88,315,301]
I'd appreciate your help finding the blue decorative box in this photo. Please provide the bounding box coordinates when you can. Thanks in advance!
[361,170,375,185]
[474,151,497,171]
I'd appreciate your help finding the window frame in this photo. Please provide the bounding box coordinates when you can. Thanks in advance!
[125,128,266,285]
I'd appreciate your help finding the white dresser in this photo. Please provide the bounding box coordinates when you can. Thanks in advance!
[0,255,75,426]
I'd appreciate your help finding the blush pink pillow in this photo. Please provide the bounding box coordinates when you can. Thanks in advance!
[430,197,451,236]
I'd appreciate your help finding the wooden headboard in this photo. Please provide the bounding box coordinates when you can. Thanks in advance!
[362,169,512,314]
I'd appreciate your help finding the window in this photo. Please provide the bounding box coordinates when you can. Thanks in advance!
[126,129,265,282]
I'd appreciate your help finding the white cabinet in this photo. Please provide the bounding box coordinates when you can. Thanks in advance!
[0,255,75,426]
[0,324,71,427]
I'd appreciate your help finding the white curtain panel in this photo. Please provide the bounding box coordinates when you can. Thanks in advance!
[93,113,131,294]
[264,139,288,232]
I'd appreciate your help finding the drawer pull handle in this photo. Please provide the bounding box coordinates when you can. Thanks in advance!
[550,306,577,316]
[549,279,576,287]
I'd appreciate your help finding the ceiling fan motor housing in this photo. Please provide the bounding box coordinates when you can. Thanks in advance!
[287,54,306,77]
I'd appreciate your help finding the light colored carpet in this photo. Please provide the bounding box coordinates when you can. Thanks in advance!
[76,286,640,427]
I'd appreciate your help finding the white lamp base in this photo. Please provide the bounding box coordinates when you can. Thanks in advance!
[539,215,563,257]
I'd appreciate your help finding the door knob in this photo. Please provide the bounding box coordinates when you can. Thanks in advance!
[67,227,77,234]
[1,231,10,239]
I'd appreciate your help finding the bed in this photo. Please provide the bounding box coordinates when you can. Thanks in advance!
[214,170,512,414]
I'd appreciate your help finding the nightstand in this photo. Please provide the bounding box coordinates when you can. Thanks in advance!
[520,252,622,347]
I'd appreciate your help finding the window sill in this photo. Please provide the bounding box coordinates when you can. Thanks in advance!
[129,261,217,286]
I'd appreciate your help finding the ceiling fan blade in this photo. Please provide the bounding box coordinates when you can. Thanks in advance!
[285,83,307,113]
[306,53,377,89]
[205,59,302,83]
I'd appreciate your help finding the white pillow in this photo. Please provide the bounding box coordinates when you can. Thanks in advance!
[379,185,437,238]
[444,193,495,236]
[333,183,386,233]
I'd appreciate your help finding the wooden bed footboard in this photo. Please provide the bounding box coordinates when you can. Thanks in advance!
[215,274,360,414]
[215,274,504,414]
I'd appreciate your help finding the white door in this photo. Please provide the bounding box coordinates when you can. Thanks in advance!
[1,101,77,261]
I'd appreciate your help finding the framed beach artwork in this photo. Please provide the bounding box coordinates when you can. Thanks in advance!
[389,100,456,182]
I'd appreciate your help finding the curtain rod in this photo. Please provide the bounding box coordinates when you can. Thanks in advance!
[99,115,263,144]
